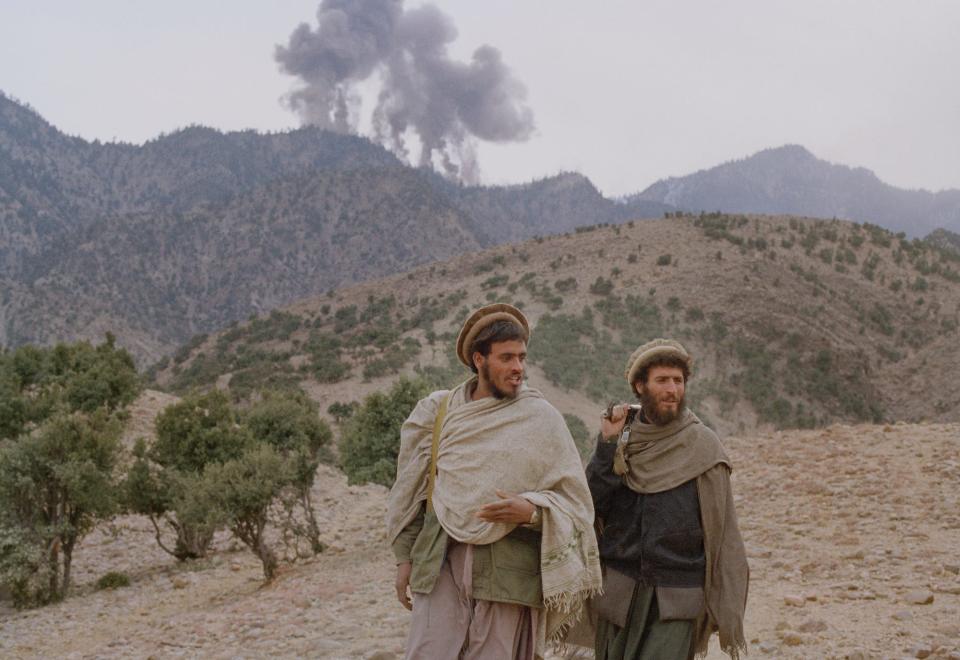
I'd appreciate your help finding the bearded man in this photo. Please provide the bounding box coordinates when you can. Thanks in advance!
[386,303,602,659]
[586,338,749,660]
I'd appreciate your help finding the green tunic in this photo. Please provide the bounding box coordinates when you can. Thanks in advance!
[393,504,543,608]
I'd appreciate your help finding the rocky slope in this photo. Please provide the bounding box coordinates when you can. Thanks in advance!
[2,391,957,659]
[154,214,960,436]
[6,167,481,358]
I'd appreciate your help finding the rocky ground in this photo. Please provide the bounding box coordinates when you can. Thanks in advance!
[2,420,958,659]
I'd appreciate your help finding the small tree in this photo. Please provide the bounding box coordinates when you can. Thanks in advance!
[0,337,139,608]
[201,445,291,581]
[0,410,122,606]
[125,390,250,560]
[0,336,138,442]
[339,377,431,487]
[243,391,332,556]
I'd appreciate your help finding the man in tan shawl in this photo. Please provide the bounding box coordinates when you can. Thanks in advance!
[386,303,602,659]
[586,338,749,660]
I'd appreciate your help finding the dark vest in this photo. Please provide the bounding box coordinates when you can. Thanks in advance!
[591,459,706,588]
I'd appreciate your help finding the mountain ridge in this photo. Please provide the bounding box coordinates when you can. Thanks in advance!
[3,92,958,361]
[632,145,960,237]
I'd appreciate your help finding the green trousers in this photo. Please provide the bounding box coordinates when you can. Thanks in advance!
[595,585,694,660]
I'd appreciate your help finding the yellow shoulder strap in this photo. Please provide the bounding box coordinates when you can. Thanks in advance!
[426,392,451,512]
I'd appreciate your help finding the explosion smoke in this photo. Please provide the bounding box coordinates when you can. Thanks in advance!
[275,0,535,182]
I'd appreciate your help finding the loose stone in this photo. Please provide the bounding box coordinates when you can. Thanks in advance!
[904,590,934,605]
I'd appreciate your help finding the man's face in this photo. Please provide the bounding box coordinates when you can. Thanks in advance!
[475,339,526,399]
[635,364,686,425]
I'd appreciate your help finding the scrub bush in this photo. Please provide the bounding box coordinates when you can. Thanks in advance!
[338,377,431,487]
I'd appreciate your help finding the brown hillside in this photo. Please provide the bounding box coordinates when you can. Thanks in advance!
[155,214,960,436]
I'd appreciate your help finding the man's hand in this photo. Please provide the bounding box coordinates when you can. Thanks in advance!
[600,403,630,439]
[476,489,536,524]
[395,561,413,610]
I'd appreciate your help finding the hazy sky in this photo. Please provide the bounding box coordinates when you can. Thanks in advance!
[2,1,958,196]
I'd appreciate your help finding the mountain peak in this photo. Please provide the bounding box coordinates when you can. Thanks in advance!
[759,143,815,158]
[749,144,818,166]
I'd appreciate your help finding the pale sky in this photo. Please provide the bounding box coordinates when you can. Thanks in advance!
[1,1,958,196]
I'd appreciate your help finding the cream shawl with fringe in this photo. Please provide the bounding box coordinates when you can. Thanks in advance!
[386,378,602,654]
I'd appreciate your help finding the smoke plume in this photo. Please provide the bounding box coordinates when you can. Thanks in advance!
[275,0,535,182]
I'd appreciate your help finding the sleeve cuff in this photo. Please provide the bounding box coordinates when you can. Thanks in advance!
[392,542,412,564]
[595,433,619,452]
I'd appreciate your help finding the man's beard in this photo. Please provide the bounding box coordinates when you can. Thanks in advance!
[639,388,685,425]
[480,362,519,400]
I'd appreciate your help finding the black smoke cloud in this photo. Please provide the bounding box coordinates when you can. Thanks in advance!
[275,0,534,182]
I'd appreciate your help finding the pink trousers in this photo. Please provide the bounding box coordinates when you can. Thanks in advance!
[405,542,538,660]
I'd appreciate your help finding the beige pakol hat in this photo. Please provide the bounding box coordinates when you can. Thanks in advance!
[624,338,692,386]
[455,303,530,367]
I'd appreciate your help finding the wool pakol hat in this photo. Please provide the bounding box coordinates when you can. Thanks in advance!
[624,338,692,386]
[455,303,530,367]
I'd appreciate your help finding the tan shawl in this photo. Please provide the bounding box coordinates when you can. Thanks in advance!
[386,378,602,653]
[616,408,749,659]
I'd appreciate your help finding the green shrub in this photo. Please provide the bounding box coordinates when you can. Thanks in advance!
[338,377,432,486]
[0,338,139,607]
[327,401,359,423]
[307,331,351,383]
[153,391,249,473]
[200,445,290,581]
[0,337,139,440]
[244,391,331,462]
[860,252,880,281]
[167,351,231,392]
[127,390,328,577]
[0,525,49,607]
[656,254,672,266]
[0,410,123,606]
[868,303,895,336]
[244,311,302,343]
[481,274,510,289]
[589,277,614,296]
[96,571,130,590]
[227,363,301,402]
[473,261,495,274]
[333,305,359,333]
[684,307,705,323]
[554,277,577,293]
[362,358,392,380]
[800,231,820,252]
[126,391,251,560]
[563,413,593,460]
